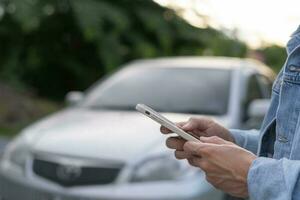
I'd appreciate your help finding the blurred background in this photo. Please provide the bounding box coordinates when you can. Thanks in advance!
[0,0,299,199]
[0,0,291,137]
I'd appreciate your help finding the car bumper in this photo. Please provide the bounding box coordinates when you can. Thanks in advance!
[0,161,223,200]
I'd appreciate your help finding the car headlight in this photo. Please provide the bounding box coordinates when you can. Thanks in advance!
[130,155,189,182]
[2,137,31,171]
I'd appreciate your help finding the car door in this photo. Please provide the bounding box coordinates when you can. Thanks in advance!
[241,73,268,129]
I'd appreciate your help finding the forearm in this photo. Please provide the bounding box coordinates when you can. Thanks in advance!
[229,129,259,154]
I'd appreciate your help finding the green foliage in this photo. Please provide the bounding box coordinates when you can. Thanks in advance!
[258,45,286,73]
[0,0,248,100]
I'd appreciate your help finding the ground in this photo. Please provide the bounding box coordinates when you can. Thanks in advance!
[0,82,60,137]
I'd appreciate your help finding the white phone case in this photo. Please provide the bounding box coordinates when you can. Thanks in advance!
[136,104,199,142]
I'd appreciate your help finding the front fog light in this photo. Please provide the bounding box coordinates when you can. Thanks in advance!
[131,155,187,182]
[3,138,30,170]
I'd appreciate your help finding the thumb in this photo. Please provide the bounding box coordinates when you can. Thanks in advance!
[181,121,197,131]
[200,136,230,145]
[181,117,213,132]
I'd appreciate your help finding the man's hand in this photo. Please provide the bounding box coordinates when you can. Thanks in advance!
[160,117,235,157]
[183,136,256,198]
[160,117,256,197]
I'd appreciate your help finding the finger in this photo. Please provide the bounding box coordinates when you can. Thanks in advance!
[187,158,215,174]
[187,158,198,167]
[160,126,173,134]
[175,122,187,128]
[183,141,213,157]
[160,121,188,134]
[187,155,201,168]
[200,136,230,145]
[183,141,204,156]
[166,137,186,150]
[189,158,222,175]
[194,158,210,172]
[181,118,199,131]
[174,150,191,160]
[181,117,213,132]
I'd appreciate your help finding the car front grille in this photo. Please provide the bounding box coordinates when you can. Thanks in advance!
[33,158,122,187]
[0,173,95,200]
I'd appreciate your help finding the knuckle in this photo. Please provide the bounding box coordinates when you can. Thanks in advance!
[195,146,204,155]
[208,136,220,143]
[211,136,219,140]
[203,146,216,157]
[199,147,210,156]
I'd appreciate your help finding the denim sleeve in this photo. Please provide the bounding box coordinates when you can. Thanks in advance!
[229,129,259,154]
[248,157,300,200]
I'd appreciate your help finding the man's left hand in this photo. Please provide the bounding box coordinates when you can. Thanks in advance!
[178,136,257,198]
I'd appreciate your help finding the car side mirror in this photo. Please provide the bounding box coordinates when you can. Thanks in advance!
[65,91,84,106]
[247,99,271,119]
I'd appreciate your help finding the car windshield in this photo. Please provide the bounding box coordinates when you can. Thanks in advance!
[81,66,232,115]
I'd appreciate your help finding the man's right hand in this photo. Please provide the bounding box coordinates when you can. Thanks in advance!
[160,117,235,159]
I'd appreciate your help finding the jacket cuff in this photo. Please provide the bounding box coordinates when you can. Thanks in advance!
[247,157,285,200]
[229,129,259,154]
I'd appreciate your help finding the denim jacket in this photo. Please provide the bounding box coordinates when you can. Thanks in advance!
[230,25,300,200]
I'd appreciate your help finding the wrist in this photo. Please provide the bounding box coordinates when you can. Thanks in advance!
[228,129,246,147]
[227,132,236,144]
[241,154,257,183]
[223,129,236,143]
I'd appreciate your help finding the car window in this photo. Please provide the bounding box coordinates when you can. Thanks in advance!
[245,75,263,103]
[243,74,264,121]
[81,67,232,115]
[257,75,273,98]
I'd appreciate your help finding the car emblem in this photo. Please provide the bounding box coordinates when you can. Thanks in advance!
[56,164,82,182]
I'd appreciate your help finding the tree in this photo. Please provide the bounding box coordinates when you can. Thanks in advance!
[258,45,286,72]
[0,0,248,99]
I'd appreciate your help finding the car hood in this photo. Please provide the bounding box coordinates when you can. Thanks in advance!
[22,108,229,162]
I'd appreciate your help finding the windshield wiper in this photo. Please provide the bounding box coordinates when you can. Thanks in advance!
[165,109,221,115]
[88,105,221,115]
[88,105,135,111]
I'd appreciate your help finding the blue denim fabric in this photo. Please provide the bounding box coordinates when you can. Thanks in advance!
[230,25,300,200]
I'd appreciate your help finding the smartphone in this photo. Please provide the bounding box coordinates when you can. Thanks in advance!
[136,104,199,142]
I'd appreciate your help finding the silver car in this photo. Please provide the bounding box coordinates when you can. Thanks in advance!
[0,57,274,200]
